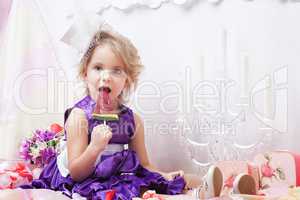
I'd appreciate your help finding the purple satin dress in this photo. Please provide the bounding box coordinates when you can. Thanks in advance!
[21,95,185,199]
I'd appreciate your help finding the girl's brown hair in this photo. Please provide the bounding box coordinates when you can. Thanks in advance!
[79,30,143,102]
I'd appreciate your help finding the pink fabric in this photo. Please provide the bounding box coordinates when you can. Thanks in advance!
[261,184,290,199]
[223,175,234,188]
[0,0,12,32]
[290,152,300,186]
[0,160,32,189]
[0,189,70,200]
[216,160,260,190]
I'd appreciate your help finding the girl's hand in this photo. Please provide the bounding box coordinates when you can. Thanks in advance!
[163,170,184,181]
[90,124,112,151]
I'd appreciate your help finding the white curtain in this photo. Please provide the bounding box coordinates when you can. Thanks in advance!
[0,0,60,159]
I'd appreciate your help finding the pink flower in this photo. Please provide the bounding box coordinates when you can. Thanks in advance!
[142,190,164,200]
[224,175,235,188]
[50,123,63,134]
[261,163,274,177]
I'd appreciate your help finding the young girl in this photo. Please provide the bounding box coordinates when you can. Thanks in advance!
[22,29,256,199]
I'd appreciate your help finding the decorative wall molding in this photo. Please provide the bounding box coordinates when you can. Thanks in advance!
[77,0,221,15]
[75,0,299,15]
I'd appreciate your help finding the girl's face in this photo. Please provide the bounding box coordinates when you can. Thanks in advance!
[84,44,127,107]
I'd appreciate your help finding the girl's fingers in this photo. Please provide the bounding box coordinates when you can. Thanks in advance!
[178,170,184,177]
[170,170,184,179]
[174,170,184,177]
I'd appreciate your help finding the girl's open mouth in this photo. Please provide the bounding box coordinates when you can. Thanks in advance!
[98,86,111,93]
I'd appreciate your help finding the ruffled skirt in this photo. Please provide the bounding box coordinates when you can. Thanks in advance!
[21,150,185,200]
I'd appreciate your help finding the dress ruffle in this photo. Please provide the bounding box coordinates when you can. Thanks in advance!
[21,150,185,200]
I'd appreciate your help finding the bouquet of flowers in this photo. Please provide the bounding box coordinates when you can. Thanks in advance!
[19,123,64,168]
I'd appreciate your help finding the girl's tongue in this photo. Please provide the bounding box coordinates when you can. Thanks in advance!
[95,88,113,113]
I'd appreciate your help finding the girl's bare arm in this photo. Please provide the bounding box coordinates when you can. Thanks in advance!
[66,108,103,182]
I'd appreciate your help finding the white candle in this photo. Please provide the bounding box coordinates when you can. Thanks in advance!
[241,54,249,97]
[199,55,204,80]
[264,76,272,119]
[222,28,227,79]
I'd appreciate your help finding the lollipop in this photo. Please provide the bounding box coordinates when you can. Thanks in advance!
[92,87,119,124]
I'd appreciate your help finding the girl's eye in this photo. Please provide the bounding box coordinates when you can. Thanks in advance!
[112,69,122,75]
[94,66,103,71]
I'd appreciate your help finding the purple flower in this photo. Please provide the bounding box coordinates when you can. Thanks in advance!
[19,139,32,161]
[34,156,43,168]
[40,147,56,165]
[34,129,56,142]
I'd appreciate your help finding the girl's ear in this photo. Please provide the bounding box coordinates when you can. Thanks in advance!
[82,66,88,81]
[83,73,87,81]
[125,78,131,90]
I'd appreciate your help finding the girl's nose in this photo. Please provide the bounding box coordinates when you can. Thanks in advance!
[100,70,111,82]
